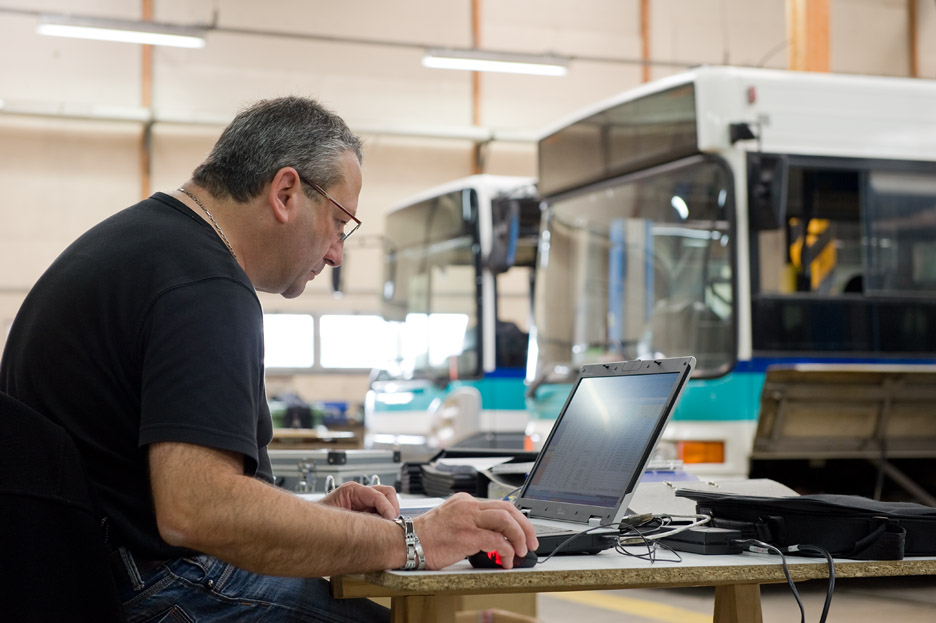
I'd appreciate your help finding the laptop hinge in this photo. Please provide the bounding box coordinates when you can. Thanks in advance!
[588,517,605,527]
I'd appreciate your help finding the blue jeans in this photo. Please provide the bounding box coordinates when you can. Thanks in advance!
[114,548,390,623]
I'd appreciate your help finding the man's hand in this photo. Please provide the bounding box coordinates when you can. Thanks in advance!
[413,492,539,569]
[319,481,400,519]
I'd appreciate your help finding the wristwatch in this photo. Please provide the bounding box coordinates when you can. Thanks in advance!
[393,515,426,570]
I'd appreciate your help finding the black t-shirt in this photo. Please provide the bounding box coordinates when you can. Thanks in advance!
[0,192,273,560]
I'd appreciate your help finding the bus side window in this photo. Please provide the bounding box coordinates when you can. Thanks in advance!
[783,168,862,295]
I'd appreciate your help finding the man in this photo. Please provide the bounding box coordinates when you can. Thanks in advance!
[0,97,537,622]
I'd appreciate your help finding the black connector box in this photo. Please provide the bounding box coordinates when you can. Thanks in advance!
[660,526,743,555]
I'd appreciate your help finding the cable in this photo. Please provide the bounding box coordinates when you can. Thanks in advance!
[535,514,661,565]
[535,524,614,565]
[732,539,806,623]
[785,544,835,623]
[532,514,834,622]
[613,521,683,564]
[617,513,711,544]
[536,514,710,565]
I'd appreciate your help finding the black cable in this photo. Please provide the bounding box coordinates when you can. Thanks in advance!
[535,524,613,565]
[785,544,835,623]
[536,515,661,565]
[536,514,708,566]
[732,539,805,623]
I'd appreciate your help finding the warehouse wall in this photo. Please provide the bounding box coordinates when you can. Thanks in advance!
[1,0,934,406]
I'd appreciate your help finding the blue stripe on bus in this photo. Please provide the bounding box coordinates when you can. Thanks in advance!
[736,355,936,373]
[483,367,527,379]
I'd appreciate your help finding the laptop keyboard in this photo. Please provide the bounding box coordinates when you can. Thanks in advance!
[401,509,574,541]
[531,522,573,536]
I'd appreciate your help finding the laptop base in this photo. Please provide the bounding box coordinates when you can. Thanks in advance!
[534,529,618,556]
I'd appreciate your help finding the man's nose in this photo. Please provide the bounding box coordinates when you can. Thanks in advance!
[323,239,343,267]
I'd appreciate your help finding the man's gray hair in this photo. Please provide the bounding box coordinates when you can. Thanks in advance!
[192,96,363,203]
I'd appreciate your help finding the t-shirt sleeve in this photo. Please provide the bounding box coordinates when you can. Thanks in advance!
[137,277,266,475]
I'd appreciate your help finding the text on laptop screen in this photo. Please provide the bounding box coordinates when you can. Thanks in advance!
[523,372,679,508]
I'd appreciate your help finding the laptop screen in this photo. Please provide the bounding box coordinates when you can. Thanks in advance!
[521,372,680,508]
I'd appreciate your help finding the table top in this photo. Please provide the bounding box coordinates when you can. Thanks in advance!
[272,427,356,440]
[332,550,936,599]
[269,427,361,449]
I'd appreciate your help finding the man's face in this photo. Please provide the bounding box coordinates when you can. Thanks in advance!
[280,151,362,299]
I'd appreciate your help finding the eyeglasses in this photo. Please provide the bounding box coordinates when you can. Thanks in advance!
[294,170,361,242]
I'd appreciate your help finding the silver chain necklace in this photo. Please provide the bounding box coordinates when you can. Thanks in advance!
[177,187,237,260]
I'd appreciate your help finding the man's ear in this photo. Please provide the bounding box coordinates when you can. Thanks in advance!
[267,167,304,224]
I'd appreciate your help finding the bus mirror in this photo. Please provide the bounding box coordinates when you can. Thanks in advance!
[488,198,521,274]
[729,122,757,143]
[750,154,788,230]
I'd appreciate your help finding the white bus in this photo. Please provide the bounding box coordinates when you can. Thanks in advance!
[365,175,540,450]
[527,66,936,479]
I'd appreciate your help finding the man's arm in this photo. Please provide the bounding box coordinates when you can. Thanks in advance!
[150,442,539,576]
[150,441,405,576]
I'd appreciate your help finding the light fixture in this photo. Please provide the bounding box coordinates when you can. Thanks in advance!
[37,14,206,49]
[422,48,568,76]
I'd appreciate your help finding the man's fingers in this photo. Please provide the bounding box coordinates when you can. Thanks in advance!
[474,508,532,557]
[349,483,399,518]
[369,489,399,519]
[475,501,539,551]
[320,482,400,518]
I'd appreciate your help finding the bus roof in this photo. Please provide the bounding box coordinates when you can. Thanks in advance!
[539,65,936,163]
[387,174,536,216]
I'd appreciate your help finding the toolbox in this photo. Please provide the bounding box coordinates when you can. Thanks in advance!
[269,449,402,493]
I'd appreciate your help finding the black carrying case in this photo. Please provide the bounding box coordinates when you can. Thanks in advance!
[676,490,936,560]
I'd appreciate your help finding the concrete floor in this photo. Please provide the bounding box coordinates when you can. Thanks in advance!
[537,576,936,622]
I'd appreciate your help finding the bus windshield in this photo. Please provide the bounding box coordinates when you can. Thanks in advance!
[380,189,480,382]
[531,157,734,381]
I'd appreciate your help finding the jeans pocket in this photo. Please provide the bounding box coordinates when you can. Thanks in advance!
[171,555,211,583]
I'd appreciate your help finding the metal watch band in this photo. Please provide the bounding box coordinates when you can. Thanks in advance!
[393,515,426,570]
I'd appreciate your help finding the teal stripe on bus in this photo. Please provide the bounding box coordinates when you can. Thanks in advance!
[673,370,764,422]
[372,376,529,413]
[523,370,765,423]
[372,369,765,421]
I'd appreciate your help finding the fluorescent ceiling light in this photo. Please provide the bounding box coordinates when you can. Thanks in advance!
[37,14,206,49]
[423,48,567,76]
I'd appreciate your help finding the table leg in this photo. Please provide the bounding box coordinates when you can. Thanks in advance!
[391,594,458,623]
[714,584,763,623]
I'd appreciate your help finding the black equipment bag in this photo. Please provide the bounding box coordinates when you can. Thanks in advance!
[676,490,936,560]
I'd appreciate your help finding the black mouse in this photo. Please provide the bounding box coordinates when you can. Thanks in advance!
[467,549,538,569]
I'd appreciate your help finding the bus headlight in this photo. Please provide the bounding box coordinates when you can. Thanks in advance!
[676,441,726,464]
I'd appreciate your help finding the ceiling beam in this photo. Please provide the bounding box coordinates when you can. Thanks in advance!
[787,0,830,72]
[908,0,919,78]
[140,0,153,200]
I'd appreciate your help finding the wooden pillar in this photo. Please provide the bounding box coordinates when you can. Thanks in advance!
[391,595,457,623]
[471,0,484,174]
[714,584,764,623]
[908,0,919,77]
[787,0,829,72]
[640,0,651,83]
[140,0,154,199]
